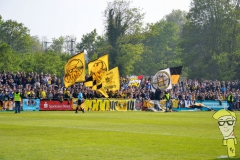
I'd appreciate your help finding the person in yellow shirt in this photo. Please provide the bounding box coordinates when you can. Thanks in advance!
[26,89,31,98]
[41,89,47,99]
[213,109,237,157]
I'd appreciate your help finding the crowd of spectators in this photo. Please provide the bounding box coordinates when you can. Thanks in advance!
[0,70,239,111]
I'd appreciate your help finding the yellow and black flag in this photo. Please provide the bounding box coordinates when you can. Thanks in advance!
[170,66,183,85]
[151,66,183,92]
[88,54,109,75]
[84,54,109,87]
[96,67,120,98]
[64,52,85,88]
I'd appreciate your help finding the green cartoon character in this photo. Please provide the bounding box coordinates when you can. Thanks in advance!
[213,109,237,157]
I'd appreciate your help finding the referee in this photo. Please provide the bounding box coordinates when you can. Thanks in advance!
[75,89,84,113]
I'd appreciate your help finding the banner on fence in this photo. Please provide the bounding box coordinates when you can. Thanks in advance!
[2,99,15,111]
[23,98,40,111]
[80,99,135,111]
[0,98,183,111]
[40,99,73,110]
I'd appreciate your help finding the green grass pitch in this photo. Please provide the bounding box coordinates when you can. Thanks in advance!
[0,111,239,160]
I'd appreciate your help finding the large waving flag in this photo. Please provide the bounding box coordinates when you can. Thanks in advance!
[84,54,109,87]
[88,54,109,75]
[97,67,120,98]
[170,66,183,85]
[151,66,183,92]
[151,68,172,91]
[64,52,85,88]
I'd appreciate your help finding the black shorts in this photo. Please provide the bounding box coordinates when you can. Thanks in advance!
[77,100,82,105]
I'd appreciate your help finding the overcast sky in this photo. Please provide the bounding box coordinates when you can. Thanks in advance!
[0,0,191,42]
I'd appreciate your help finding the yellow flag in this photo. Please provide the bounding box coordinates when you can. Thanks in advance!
[64,52,85,88]
[97,67,120,97]
[88,54,109,75]
[84,54,109,87]
[170,66,183,85]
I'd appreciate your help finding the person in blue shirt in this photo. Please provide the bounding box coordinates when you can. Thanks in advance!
[75,89,84,113]
[8,90,14,99]
[221,85,226,94]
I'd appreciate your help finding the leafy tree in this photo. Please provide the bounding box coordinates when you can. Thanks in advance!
[138,20,181,76]
[17,51,70,77]
[76,29,113,66]
[115,29,144,75]
[0,16,73,77]
[76,29,100,62]
[0,40,17,71]
[30,36,44,52]
[180,0,240,80]
[104,0,145,68]
[0,15,33,53]
[164,9,187,36]
[49,36,65,53]
[18,53,37,73]
[34,51,66,76]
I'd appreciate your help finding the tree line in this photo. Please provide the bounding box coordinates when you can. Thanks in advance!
[0,0,239,80]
